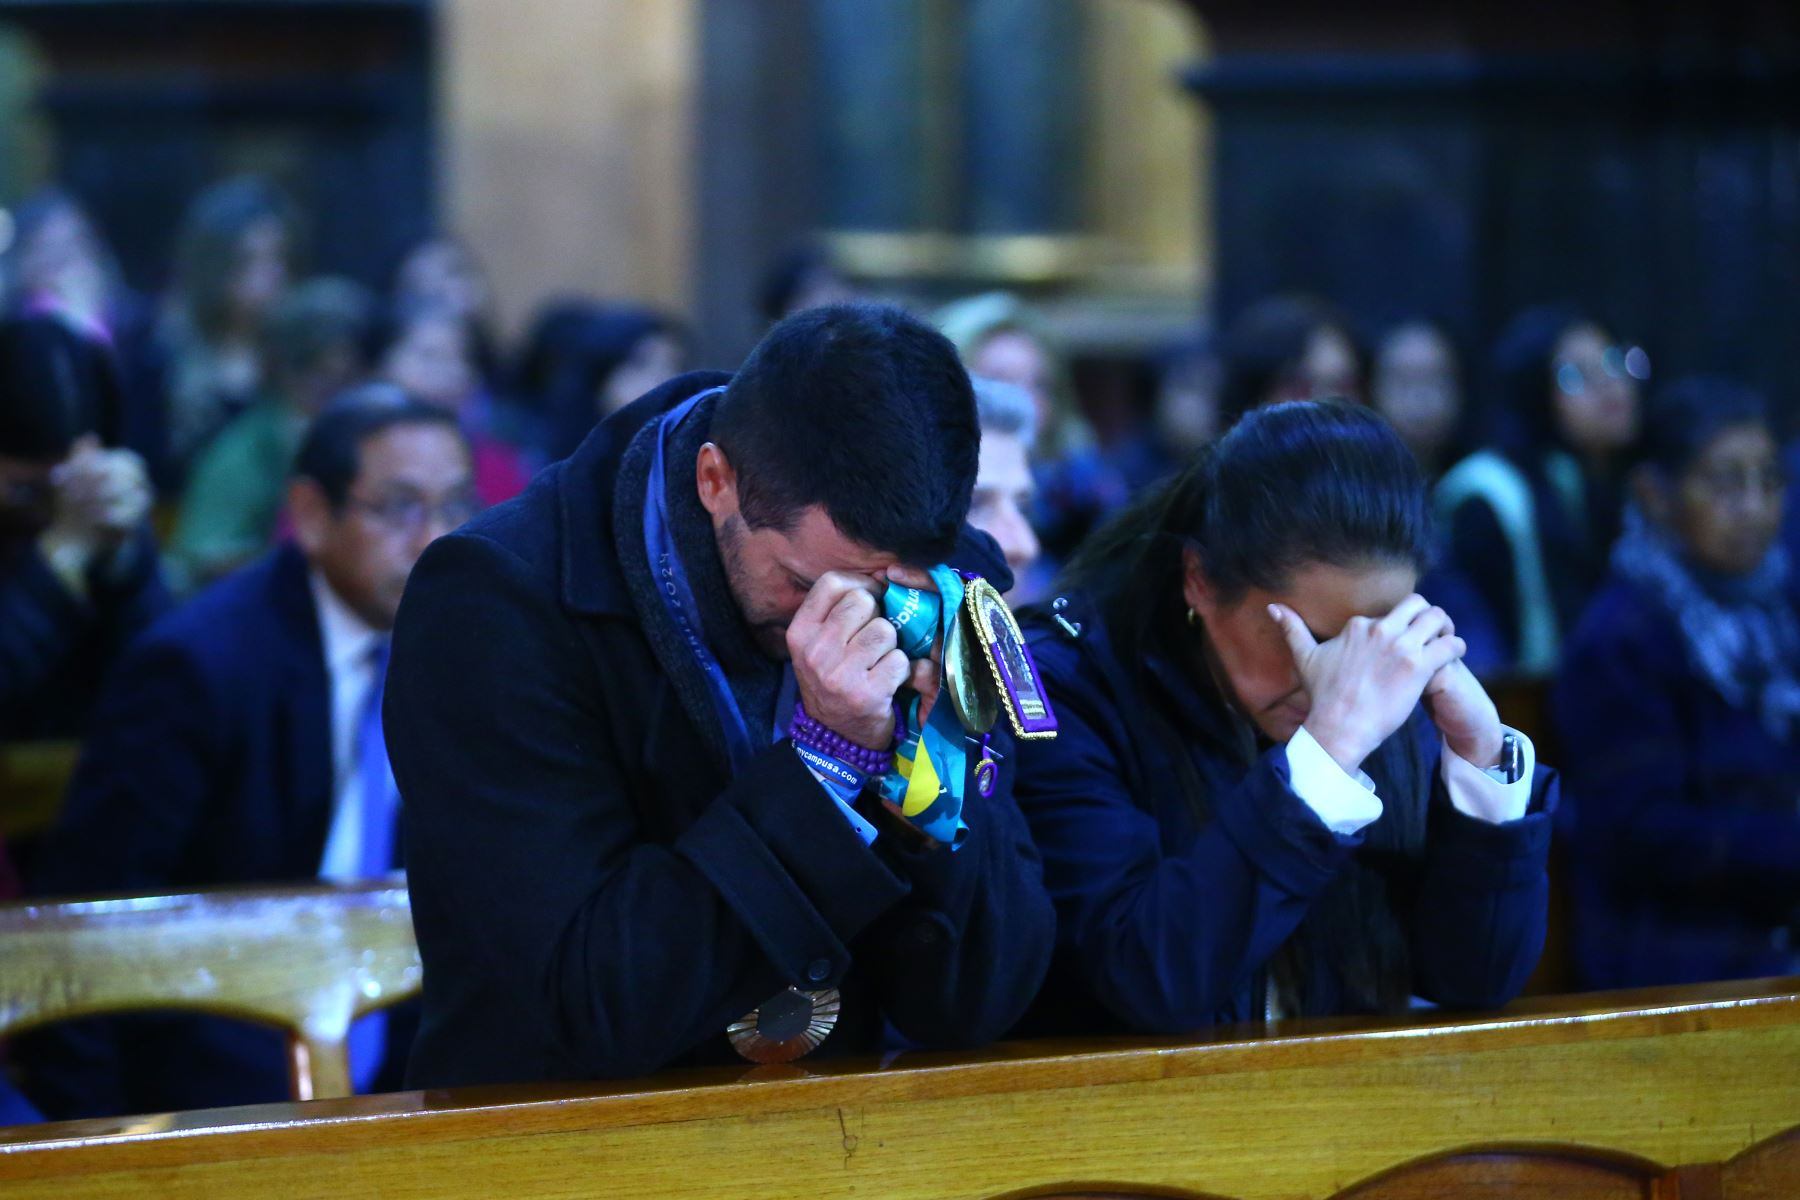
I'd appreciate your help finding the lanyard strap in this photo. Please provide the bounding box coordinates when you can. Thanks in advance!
[879,565,972,850]
[643,385,757,771]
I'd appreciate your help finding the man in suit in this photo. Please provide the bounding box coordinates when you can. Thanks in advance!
[21,387,476,1119]
[386,303,1055,1086]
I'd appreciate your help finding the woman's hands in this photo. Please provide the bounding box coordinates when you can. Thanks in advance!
[1269,595,1466,774]
[1423,657,1505,769]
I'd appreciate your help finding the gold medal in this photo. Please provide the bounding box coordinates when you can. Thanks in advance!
[943,602,999,733]
[726,987,840,1064]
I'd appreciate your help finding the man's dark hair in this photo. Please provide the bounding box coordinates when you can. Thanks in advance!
[1635,375,1769,480]
[0,314,124,460]
[712,303,978,564]
[291,383,463,508]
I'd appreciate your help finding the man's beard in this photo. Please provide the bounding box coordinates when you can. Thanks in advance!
[718,513,792,659]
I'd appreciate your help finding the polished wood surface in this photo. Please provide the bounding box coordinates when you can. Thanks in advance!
[1,977,1795,1199]
[0,883,420,1101]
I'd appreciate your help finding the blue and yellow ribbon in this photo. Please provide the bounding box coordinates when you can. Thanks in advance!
[879,565,970,849]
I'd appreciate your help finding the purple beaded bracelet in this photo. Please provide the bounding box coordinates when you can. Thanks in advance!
[789,699,895,776]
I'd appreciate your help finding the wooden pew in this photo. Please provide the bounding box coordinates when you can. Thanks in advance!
[0,883,421,1101]
[0,977,1795,1199]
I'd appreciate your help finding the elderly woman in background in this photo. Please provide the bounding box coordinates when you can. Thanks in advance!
[967,377,1042,593]
[1556,378,1800,990]
[937,292,1123,602]
[0,314,166,741]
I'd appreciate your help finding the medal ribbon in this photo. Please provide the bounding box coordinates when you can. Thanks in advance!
[879,565,971,850]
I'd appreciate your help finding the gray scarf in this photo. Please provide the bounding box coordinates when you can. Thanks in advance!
[1611,504,1800,741]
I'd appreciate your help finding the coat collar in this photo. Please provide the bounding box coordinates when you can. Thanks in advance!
[555,370,733,618]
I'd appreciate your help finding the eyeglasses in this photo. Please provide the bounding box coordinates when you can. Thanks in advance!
[343,491,480,535]
[1554,345,1651,396]
[1690,464,1787,503]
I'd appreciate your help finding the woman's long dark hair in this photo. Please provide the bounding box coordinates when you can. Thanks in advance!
[1060,400,1434,1014]
[513,300,680,460]
[1485,302,1599,467]
[1217,294,1363,428]
[170,176,299,341]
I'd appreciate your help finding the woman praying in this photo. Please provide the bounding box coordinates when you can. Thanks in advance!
[1012,400,1555,1035]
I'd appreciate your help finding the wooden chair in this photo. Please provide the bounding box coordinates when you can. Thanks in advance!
[0,882,421,1101]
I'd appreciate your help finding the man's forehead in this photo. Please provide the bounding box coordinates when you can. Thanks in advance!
[356,428,473,491]
[779,506,897,577]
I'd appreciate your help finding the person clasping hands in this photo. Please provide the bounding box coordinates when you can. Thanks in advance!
[1011,400,1553,1039]
[35,435,155,600]
[1271,594,1507,778]
[0,314,169,739]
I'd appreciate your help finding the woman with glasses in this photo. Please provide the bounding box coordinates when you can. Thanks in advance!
[1435,306,1647,677]
[1555,378,1800,990]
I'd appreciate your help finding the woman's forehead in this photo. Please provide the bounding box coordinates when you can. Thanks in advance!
[1275,561,1418,631]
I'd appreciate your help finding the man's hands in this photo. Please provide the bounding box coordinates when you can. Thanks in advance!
[1270,594,1466,775]
[787,567,945,751]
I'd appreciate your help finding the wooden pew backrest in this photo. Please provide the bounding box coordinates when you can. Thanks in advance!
[1,976,1796,1199]
[0,882,420,1100]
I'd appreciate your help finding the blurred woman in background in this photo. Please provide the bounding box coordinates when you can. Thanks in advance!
[2,189,138,345]
[1372,319,1466,481]
[1435,305,1645,677]
[521,300,684,462]
[1556,378,1800,990]
[390,234,504,391]
[129,176,297,489]
[1216,293,1363,429]
[937,291,1121,602]
[370,302,536,507]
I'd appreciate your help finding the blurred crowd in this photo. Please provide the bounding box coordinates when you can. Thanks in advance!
[1,175,1796,1120]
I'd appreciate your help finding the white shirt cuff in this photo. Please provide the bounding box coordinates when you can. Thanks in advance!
[1440,727,1534,824]
[1285,726,1384,836]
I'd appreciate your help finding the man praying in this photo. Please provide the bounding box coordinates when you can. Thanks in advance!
[385,303,1054,1085]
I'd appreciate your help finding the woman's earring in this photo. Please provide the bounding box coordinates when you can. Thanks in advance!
[1186,606,1201,628]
